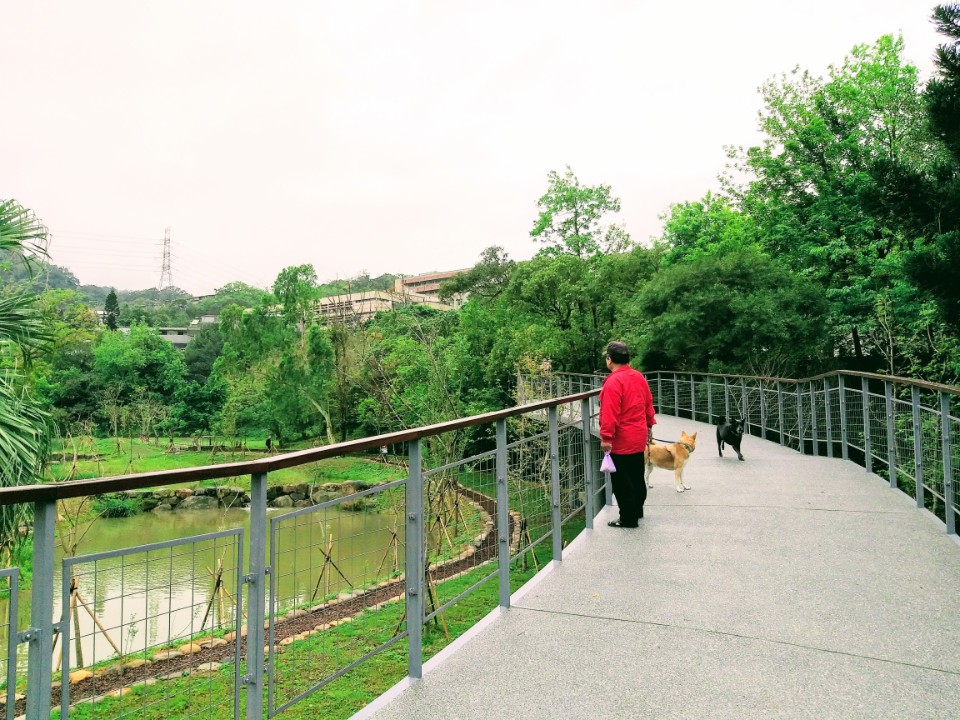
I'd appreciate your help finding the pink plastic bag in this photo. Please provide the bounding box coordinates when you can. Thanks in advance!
[600,452,617,474]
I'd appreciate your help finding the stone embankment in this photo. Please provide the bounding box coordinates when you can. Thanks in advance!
[100,481,381,513]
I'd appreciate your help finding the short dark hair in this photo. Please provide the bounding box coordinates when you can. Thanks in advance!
[606,341,630,364]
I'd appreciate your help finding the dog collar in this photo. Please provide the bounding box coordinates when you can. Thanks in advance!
[681,442,695,452]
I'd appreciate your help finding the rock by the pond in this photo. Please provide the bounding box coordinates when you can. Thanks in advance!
[153,650,181,661]
[179,495,218,510]
[124,659,151,670]
[199,637,228,649]
[69,669,93,684]
[269,495,294,509]
[179,642,203,655]
[192,662,221,676]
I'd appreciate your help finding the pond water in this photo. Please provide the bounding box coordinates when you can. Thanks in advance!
[0,503,405,673]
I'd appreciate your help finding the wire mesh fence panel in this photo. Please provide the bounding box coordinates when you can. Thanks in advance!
[0,568,17,720]
[691,380,709,423]
[422,451,498,622]
[920,398,947,507]
[781,386,801,452]
[950,413,960,524]
[660,375,677,415]
[828,381,843,453]
[267,481,407,716]
[844,384,865,456]
[59,529,243,720]
[558,423,586,524]
[761,385,778,441]
[742,381,762,435]
[676,378,693,420]
[507,418,554,571]
[892,394,917,490]
[866,390,889,475]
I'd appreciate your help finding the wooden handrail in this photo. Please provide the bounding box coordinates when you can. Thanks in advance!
[0,390,599,506]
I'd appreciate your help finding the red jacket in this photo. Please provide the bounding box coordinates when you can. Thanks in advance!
[599,365,656,454]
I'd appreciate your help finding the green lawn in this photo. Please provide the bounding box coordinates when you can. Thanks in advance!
[46,437,403,490]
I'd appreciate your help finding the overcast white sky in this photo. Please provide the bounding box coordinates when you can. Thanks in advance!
[0,1,945,295]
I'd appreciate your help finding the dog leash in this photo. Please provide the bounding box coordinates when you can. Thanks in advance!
[648,437,695,452]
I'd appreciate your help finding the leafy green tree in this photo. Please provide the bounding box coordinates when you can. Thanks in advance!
[273,264,318,334]
[195,282,271,316]
[92,323,186,409]
[0,199,50,561]
[620,250,830,377]
[531,167,623,258]
[170,377,228,436]
[731,35,929,361]
[438,246,515,302]
[103,289,119,330]
[183,325,223,384]
[902,4,960,335]
[659,192,759,265]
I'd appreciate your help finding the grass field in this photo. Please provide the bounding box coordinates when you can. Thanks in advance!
[45,437,404,490]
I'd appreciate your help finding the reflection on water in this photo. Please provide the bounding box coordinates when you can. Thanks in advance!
[0,504,404,673]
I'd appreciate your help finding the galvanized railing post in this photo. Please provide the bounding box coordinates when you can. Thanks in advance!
[777,381,784,446]
[406,439,424,678]
[797,384,805,454]
[581,399,595,530]
[862,377,873,473]
[810,382,819,457]
[549,407,563,562]
[824,378,834,458]
[741,379,748,434]
[656,374,663,414]
[913,385,924,508]
[690,375,696,421]
[707,377,713,423]
[885,382,897,489]
[246,471,268,719]
[496,419,511,608]
[724,377,731,420]
[941,392,955,536]
[759,381,767,440]
[673,373,679,417]
[4,571,17,720]
[839,375,849,461]
[26,499,56,720]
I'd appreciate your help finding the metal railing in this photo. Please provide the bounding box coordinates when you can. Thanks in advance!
[527,369,958,537]
[0,390,602,719]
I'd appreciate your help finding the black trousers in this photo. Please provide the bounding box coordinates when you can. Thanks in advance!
[610,452,647,526]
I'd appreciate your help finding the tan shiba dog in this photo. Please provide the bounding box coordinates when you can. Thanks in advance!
[645,431,697,493]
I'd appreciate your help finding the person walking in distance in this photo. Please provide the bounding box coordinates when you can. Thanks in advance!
[599,341,657,528]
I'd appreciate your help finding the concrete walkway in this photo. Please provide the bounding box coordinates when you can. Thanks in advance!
[370,415,960,720]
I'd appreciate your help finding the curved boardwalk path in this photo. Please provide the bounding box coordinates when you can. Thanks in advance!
[369,414,960,720]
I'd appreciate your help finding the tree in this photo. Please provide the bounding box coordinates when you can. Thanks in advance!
[927,4,960,159]
[103,289,119,330]
[273,264,318,335]
[659,192,759,265]
[438,246,515,302]
[92,323,186,408]
[0,199,50,561]
[730,35,930,362]
[530,167,622,258]
[902,4,960,335]
[183,325,224,384]
[620,250,830,377]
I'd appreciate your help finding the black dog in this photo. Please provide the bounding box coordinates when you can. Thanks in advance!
[717,418,745,461]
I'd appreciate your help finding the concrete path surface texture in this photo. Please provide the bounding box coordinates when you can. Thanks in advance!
[368,415,960,720]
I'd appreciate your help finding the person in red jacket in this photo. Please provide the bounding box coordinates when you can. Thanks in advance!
[599,341,656,528]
